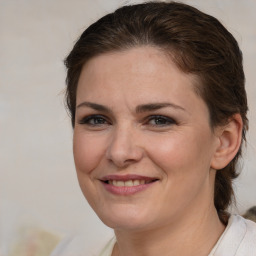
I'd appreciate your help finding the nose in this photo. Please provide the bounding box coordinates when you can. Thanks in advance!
[105,125,144,168]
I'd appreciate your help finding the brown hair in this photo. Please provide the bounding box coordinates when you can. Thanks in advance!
[64,1,248,223]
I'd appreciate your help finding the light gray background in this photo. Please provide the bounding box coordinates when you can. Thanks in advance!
[0,0,255,252]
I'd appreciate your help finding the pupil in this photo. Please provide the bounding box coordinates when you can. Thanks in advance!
[96,118,104,124]
[156,118,165,124]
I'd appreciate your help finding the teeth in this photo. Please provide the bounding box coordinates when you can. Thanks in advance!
[108,180,151,187]
[124,180,133,187]
[133,180,140,186]
[112,180,124,187]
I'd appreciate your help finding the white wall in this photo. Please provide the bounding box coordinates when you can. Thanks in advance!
[1,0,255,253]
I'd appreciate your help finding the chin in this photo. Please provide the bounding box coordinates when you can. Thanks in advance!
[96,205,154,231]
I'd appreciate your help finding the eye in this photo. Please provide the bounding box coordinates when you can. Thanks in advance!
[78,115,110,126]
[146,115,176,127]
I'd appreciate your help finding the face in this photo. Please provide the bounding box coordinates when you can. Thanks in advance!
[73,47,219,232]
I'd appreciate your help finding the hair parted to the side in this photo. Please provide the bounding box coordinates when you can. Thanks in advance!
[64,1,248,223]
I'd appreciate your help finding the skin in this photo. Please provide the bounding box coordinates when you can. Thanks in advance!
[73,47,240,255]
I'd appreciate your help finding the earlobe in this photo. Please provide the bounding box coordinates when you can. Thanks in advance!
[211,114,243,170]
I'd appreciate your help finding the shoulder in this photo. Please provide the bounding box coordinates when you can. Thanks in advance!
[210,215,256,256]
[235,215,256,254]
[232,214,256,240]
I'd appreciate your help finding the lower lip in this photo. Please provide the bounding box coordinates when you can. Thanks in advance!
[101,181,157,195]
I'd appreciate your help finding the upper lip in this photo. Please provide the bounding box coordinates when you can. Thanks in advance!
[100,174,159,182]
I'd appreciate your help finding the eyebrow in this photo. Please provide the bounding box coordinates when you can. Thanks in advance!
[76,101,186,113]
[135,103,186,113]
[76,102,113,113]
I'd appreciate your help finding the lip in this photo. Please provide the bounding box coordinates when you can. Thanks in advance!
[101,174,158,182]
[100,174,159,196]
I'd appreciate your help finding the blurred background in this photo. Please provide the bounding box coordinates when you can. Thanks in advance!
[0,0,255,255]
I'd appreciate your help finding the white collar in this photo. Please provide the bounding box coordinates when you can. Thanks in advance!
[208,215,256,256]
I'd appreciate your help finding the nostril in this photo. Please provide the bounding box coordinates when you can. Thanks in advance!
[105,136,144,168]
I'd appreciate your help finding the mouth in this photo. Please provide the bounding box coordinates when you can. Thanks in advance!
[103,179,158,187]
[100,175,159,195]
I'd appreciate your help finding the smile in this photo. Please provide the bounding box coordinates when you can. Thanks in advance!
[100,175,159,195]
[106,180,153,186]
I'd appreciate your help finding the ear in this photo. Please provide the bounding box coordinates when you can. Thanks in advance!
[211,114,243,170]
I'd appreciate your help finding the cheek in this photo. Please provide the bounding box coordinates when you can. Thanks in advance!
[73,132,106,175]
[145,130,213,177]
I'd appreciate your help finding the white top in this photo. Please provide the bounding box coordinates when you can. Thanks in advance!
[208,215,256,256]
[98,237,116,256]
[51,215,256,256]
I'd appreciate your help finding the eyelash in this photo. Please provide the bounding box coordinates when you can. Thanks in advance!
[79,115,110,126]
[146,115,176,127]
[78,115,176,127]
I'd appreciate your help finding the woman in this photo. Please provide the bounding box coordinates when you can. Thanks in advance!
[51,1,256,255]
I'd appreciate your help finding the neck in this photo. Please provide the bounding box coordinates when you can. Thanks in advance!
[112,204,225,256]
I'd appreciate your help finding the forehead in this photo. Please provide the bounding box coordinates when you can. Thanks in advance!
[76,46,204,111]
[78,46,198,89]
